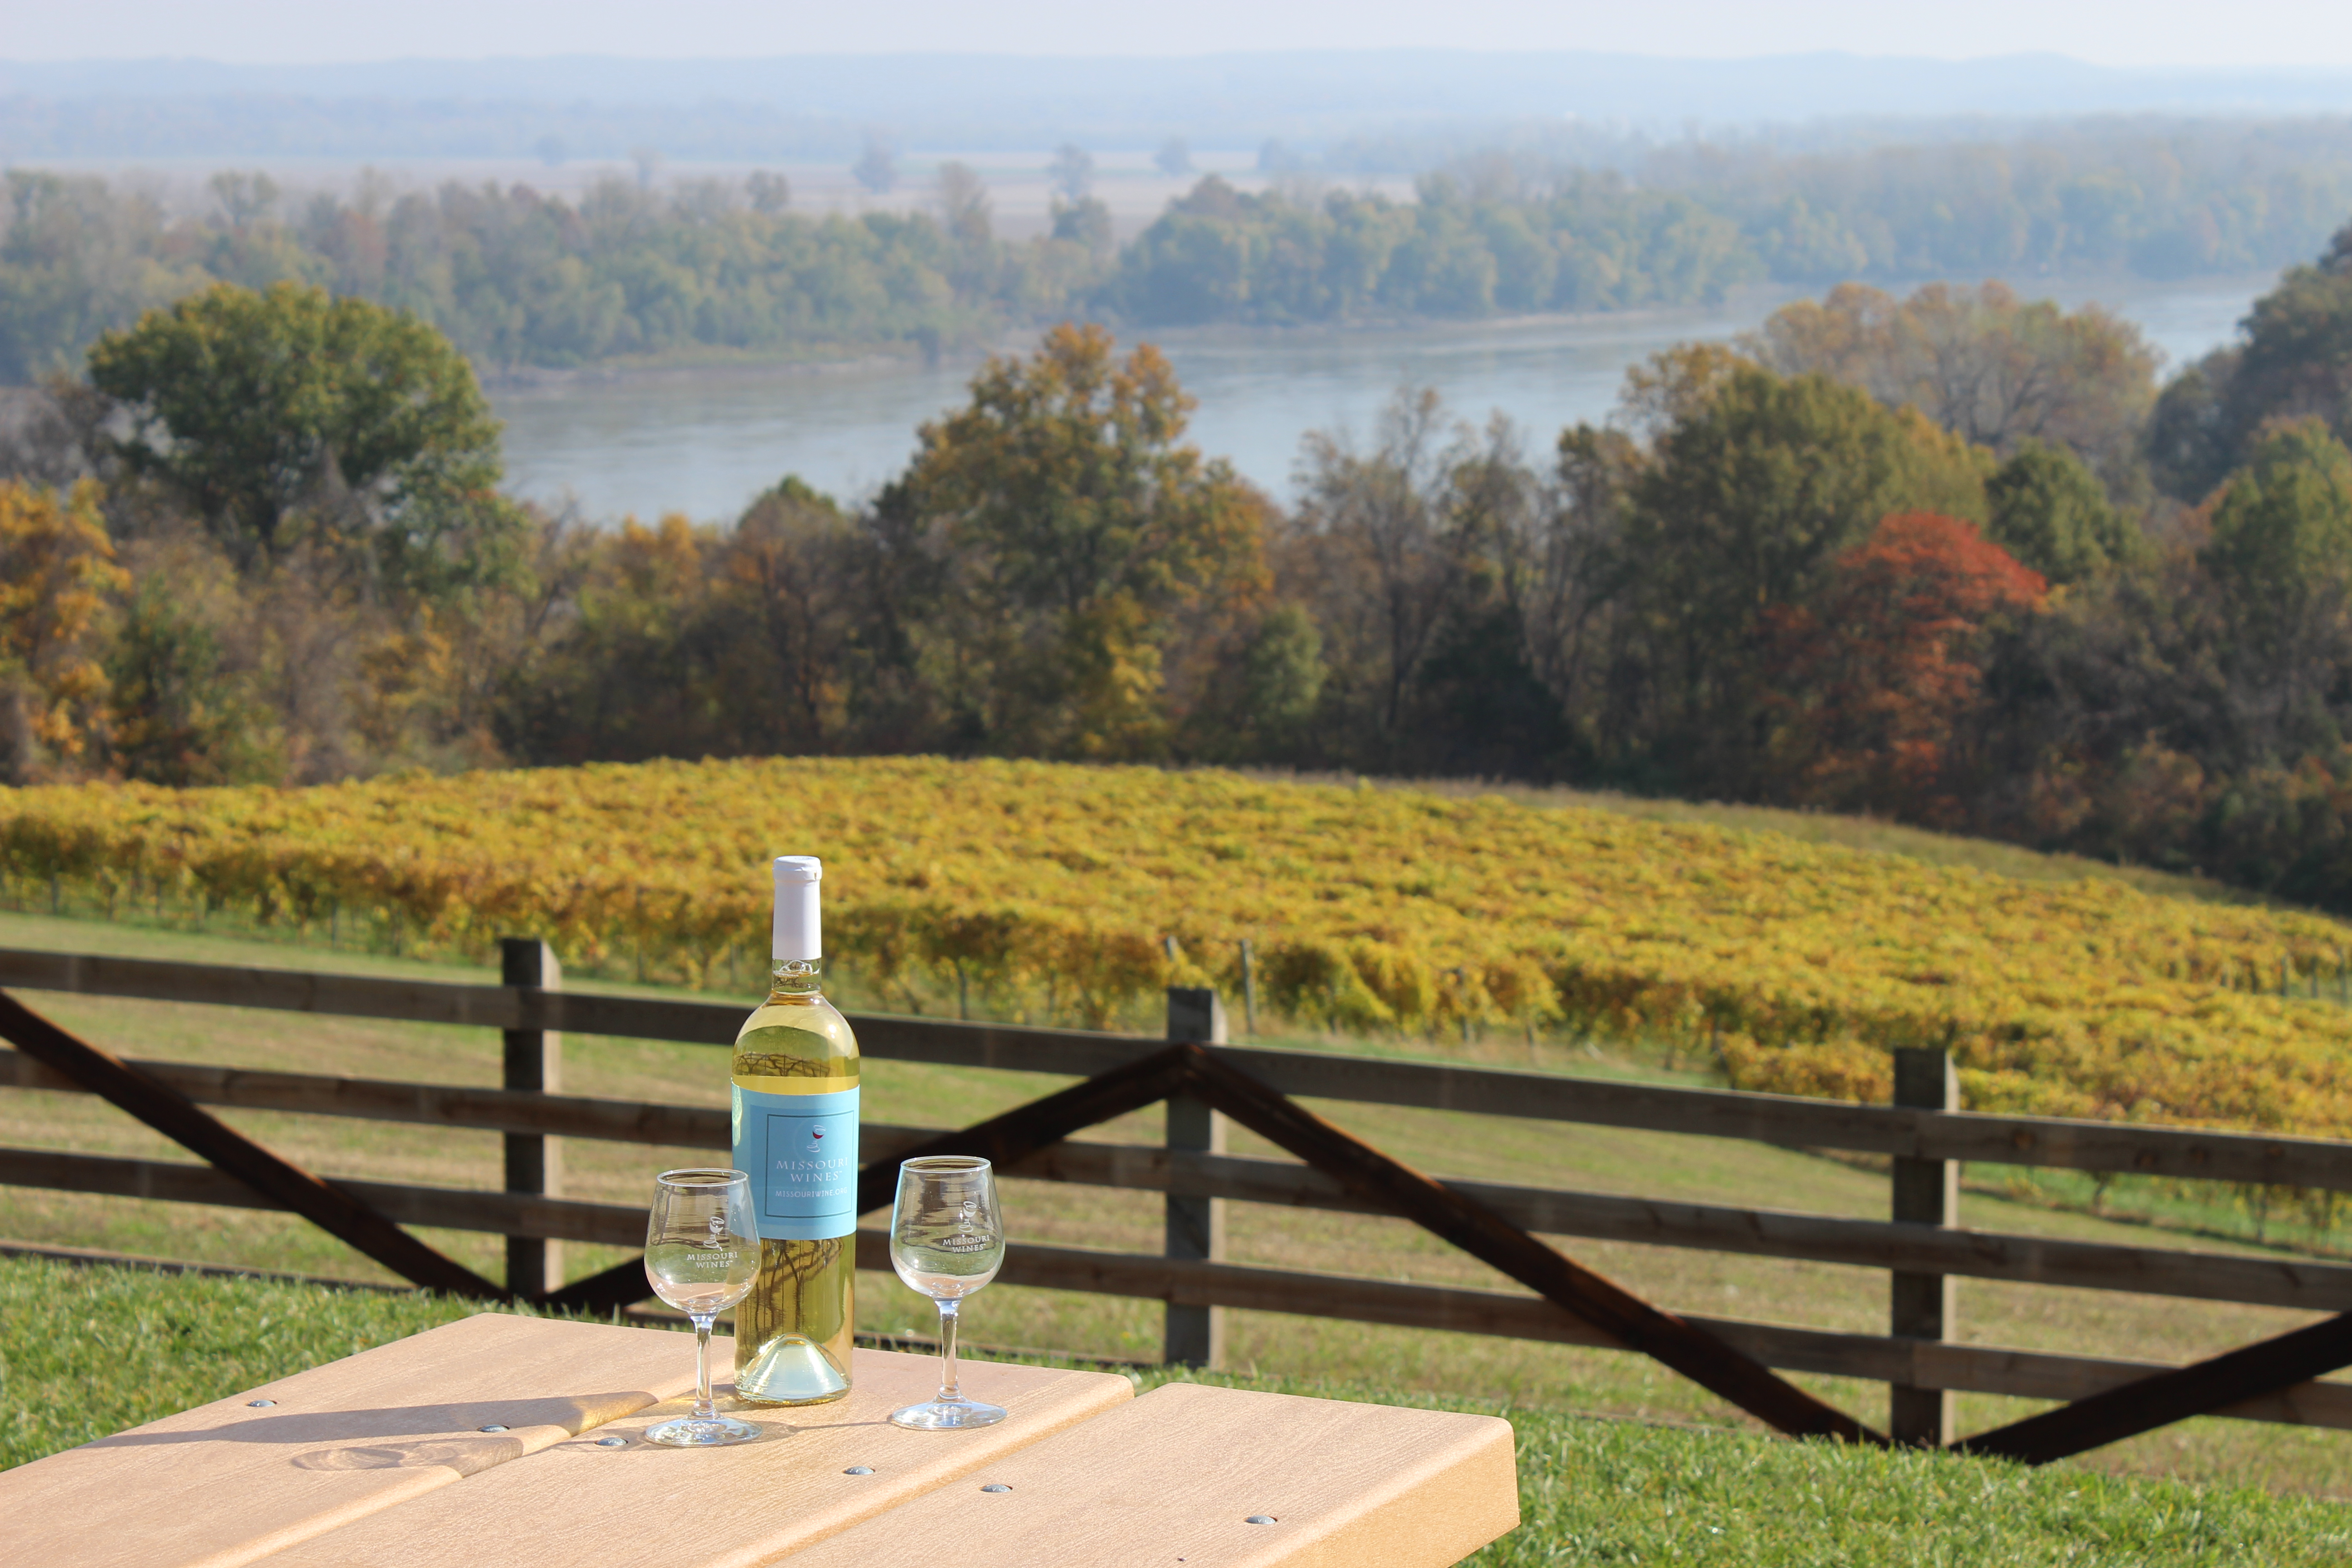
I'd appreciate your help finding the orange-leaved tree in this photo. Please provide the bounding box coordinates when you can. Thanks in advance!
[1766,511,2047,826]
[0,479,129,781]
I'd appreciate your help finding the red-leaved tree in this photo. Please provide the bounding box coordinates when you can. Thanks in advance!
[1766,511,2048,825]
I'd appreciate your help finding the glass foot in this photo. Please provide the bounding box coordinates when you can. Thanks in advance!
[644,1412,765,1447]
[890,1397,1007,1431]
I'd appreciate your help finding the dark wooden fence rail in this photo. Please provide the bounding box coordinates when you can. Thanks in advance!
[4,946,2352,1436]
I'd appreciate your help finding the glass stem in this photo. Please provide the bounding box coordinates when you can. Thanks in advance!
[691,1313,717,1420]
[936,1298,962,1403]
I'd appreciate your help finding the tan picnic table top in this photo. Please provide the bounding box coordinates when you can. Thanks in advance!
[1,1313,1519,1568]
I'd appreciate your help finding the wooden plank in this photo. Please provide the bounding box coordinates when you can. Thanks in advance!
[0,1047,730,1145]
[1173,1046,1887,1446]
[0,1313,697,1568]
[781,1380,1518,1568]
[0,1147,652,1248]
[256,1346,1135,1568]
[0,991,503,1298]
[9,946,2352,1187]
[955,1133,2352,1316]
[19,1137,2352,1318]
[948,1237,2352,1433]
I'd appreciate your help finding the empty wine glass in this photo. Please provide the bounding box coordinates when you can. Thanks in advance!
[888,1156,1007,1430]
[642,1168,764,1447]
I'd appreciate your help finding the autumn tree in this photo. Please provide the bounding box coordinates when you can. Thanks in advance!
[1766,512,2048,824]
[0,480,128,781]
[1751,281,2158,497]
[885,323,1273,758]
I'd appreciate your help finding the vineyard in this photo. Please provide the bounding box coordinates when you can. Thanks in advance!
[7,756,2352,1135]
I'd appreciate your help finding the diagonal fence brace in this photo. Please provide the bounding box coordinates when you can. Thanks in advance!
[0,990,508,1301]
[1958,1307,2352,1464]
[1167,1044,1888,1446]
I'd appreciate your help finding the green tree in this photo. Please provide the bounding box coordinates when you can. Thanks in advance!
[887,322,1273,757]
[84,281,511,591]
[2203,418,2352,627]
[1985,439,2141,584]
[2197,418,2352,769]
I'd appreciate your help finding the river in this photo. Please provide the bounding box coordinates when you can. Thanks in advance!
[490,272,2278,522]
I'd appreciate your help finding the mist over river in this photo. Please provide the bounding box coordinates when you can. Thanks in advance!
[490,273,2278,522]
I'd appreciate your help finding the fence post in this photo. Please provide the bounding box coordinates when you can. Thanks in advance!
[1889,1047,1957,1446]
[1165,986,1228,1368]
[502,937,563,1298]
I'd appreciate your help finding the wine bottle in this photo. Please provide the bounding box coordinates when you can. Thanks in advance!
[730,854,859,1404]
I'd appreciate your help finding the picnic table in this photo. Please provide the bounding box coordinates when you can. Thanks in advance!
[3,1313,1519,1567]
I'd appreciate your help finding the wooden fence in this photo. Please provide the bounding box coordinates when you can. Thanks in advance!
[6,943,2352,1451]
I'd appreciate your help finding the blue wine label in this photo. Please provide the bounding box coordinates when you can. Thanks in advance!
[730,1085,859,1241]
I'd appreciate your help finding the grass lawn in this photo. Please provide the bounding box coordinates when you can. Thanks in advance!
[3,1258,2346,1565]
[4,908,2352,1499]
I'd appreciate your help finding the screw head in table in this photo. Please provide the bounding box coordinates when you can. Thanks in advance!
[247,1400,276,1407]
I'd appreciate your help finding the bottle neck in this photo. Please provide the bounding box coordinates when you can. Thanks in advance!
[769,957,826,998]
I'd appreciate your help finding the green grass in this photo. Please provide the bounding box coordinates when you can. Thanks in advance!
[5,1260,2345,1565]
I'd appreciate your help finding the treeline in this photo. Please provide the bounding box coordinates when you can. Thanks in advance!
[8,227,2352,908]
[8,116,2352,377]
[0,166,1106,381]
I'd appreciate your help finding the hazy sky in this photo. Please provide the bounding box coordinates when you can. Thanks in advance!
[8,0,2352,71]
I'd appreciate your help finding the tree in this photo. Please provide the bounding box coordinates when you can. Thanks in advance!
[0,478,127,781]
[745,171,791,216]
[1154,137,1193,177]
[1050,197,1114,256]
[1985,439,2141,585]
[1750,281,2159,499]
[84,281,510,591]
[935,162,992,249]
[1766,512,2046,824]
[2200,417,2352,744]
[1616,363,1994,787]
[2204,418,2352,616]
[852,134,898,196]
[886,323,1273,757]
[1048,143,1095,203]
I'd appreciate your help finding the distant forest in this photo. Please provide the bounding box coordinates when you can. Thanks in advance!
[7,120,2352,379]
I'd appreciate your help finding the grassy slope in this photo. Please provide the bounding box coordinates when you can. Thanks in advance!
[3,1259,2345,1563]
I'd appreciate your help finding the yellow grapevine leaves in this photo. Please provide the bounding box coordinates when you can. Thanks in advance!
[7,755,2352,1135]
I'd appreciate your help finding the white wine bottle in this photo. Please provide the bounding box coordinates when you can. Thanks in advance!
[730,855,859,1404]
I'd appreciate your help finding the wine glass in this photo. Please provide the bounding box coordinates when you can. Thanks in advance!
[642,1168,764,1447]
[887,1156,1007,1430]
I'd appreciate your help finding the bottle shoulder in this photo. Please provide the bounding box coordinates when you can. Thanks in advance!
[733,990,859,1086]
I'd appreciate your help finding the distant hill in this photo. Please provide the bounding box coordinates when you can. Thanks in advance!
[4,50,2352,159]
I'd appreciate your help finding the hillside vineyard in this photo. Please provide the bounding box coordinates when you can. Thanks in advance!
[9,756,2352,1135]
